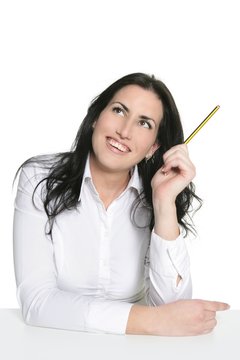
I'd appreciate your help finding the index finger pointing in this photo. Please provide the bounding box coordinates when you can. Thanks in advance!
[203,300,230,312]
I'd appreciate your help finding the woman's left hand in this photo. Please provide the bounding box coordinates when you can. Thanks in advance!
[151,144,196,206]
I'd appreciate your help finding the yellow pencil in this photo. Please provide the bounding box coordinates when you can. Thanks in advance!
[184,105,220,144]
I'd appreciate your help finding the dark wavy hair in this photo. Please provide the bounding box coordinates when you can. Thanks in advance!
[19,72,202,237]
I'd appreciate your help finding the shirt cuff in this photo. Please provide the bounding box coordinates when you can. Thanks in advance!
[150,228,190,280]
[86,299,133,334]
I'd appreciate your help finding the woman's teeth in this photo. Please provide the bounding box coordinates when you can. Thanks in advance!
[107,138,130,153]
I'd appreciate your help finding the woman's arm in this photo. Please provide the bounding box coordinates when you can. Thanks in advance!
[126,144,229,336]
[143,144,194,304]
[126,300,230,336]
[150,144,194,293]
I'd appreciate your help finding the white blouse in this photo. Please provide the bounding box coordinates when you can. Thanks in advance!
[13,155,192,334]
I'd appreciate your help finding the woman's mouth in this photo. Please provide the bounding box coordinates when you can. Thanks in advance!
[106,137,131,154]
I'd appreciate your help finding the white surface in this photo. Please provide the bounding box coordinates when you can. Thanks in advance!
[1,309,240,360]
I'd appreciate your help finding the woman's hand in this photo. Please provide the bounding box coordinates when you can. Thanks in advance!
[153,299,229,336]
[151,144,196,206]
[126,299,230,336]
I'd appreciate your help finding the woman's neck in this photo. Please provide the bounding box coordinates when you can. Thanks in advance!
[89,154,131,208]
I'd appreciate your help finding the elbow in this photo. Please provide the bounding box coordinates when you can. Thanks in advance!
[17,284,55,327]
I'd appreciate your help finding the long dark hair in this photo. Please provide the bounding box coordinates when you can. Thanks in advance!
[19,72,201,236]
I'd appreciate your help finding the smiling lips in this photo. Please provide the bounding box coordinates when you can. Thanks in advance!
[106,137,131,153]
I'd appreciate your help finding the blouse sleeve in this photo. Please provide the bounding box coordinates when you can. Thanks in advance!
[13,165,132,334]
[145,229,192,306]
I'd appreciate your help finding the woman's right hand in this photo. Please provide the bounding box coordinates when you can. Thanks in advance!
[126,299,230,336]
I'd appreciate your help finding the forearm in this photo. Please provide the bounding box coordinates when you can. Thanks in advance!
[17,282,132,334]
[151,144,196,241]
[151,201,186,288]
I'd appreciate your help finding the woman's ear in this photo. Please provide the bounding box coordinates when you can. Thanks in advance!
[92,121,96,129]
[146,142,160,158]
[152,142,160,155]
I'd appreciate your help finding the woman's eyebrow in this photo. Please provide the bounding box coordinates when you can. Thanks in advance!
[111,101,156,124]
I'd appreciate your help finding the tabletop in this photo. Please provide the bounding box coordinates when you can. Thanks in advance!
[1,309,240,360]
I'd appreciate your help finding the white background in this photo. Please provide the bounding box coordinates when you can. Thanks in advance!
[0,0,239,309]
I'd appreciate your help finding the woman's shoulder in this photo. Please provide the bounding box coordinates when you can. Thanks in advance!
[17,153,64,187]
[21,153,57,175]
[15,151,72,191]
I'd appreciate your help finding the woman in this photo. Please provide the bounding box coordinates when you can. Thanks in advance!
[13,72,229,336]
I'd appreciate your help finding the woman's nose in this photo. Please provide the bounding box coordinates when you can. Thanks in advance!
[116,121,133,140]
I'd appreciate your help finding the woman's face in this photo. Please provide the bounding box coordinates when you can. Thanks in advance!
[91,84,163,174]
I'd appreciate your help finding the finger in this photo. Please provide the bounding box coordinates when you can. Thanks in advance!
[204,310,216,321]
[162,157,195,179]
[202,300,230,312]
[163,149,193,172]
[202,318,218,334]
[163,156,192,172]
[163,145,189,163]
[163,152,190,166]
[165,144,189,156]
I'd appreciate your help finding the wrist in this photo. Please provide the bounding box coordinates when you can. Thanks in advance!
[126,305,157,335]
[153,199,177,216]
[152,189,177,208]
[153,202,180,240]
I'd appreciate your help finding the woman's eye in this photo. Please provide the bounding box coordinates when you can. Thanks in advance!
[112,106,124,116]
[139,120,152,129]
